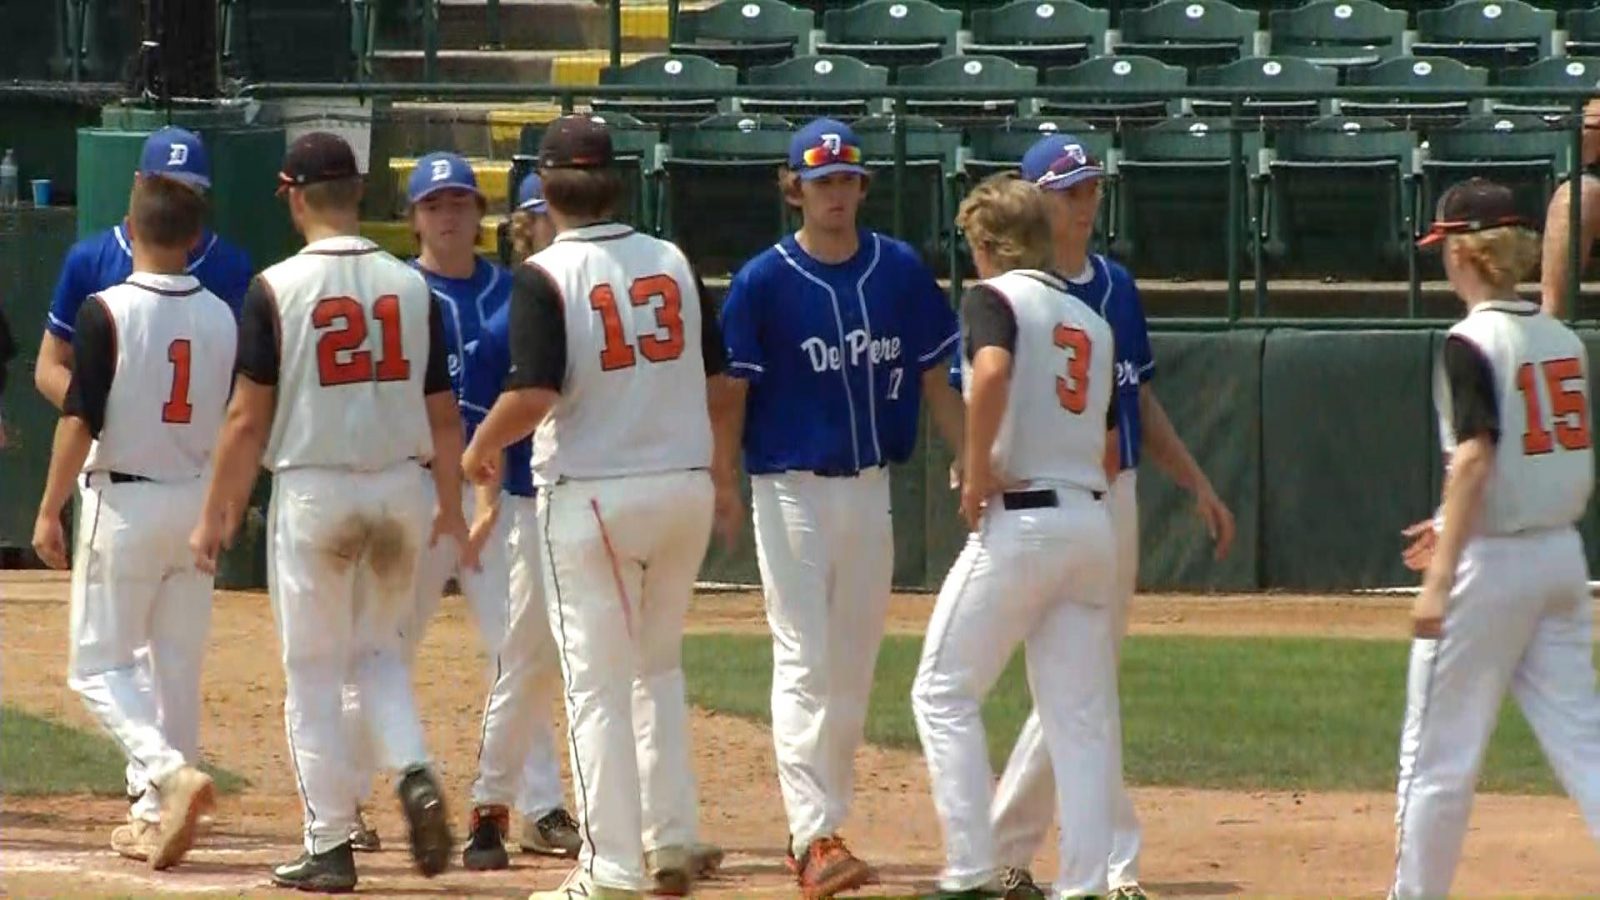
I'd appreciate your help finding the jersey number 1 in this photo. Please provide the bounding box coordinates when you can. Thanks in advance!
[162,339,193,424]
[313,295,412,387]
[1054,325,1091,413]
[590,275,685,371]
[1517,357,1591,455]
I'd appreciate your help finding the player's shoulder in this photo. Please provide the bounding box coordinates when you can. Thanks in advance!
[869,231,929,272]
[1092,253,1139,293]
[63,227,121,271]
[731,241,794,292]
[200,231,253,269]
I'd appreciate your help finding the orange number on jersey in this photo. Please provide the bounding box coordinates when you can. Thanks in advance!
[589,275,686,370]
[312,294,411,387]
[162,338,194,424]
[1518,357,1591,455]
[1054,324,1091,413]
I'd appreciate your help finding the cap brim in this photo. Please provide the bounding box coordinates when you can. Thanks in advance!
[1036,165,1104,191]
[1416,229,1448,250]
[409,183,484,205]
[142,170,211,191]
[798,162,870,181]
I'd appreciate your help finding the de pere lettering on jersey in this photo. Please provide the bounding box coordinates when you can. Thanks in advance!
[800,330,903,373]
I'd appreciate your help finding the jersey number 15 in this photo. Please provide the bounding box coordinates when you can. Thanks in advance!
[1517,357,1591,455]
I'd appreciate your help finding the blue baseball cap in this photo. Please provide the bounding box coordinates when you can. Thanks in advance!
[516,172,547,213]
[138,127,210,190]
[1020,135,1104,191]
[789,118,869,181]
[408,151,483,204]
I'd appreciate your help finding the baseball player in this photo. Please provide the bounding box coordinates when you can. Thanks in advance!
[1540,96,1600,317]
[718,117,965,898]
[189,132,463,893]
[1392,178,1600,898]
[913,172,1119,900]
[30,126,252,817]
[983,134,1235,900]
[509,172,558,261]
[462,114,740,900]
[30,173,234,871]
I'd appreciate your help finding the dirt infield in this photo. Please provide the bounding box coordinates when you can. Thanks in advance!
[4,571,1599,897]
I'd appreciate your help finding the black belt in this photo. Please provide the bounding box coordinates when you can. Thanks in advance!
[108,471,152,484]
[811,465,884,478]
[1001,487,1103,511]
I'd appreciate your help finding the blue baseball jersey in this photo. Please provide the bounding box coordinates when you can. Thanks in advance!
[948,253,1153,470]
[413,256,532,497]
[46,224,253,339]
[721,230,960,476]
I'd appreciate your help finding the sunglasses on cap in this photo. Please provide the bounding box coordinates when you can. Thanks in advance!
[801,142,864,168]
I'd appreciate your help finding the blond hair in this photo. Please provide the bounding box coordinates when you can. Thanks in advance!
[956,173,1054,273]
[509,210,542,259]
[1451,226,1541,290]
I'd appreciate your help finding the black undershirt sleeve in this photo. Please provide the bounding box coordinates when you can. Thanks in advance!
[694,268,727,376]
[422,295,451,396]
[507,262,567,392]
[234,277,280,386]
[960,286,1018,360]
[1443,335,1500,444]
[63,297,115,437]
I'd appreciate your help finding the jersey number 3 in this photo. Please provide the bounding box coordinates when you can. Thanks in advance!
[1517,358,1591,455]
[313,295,412,387]
[590,275,685,371]
[1054,324,1092,413]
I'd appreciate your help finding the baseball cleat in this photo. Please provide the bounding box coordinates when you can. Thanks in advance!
[795,835,875,899]
[348,807,381,853]
[271,842,358,893]
[463,804,511,871]
[1108,885,1149,900]
[397,764,452,877]
[689,841,726,879]
[644,844,694,895]
[1001,867,1049,900]
[527,865,644,899]
[150,765,214,870]
[520,807,582,858]
[110,818,158,862]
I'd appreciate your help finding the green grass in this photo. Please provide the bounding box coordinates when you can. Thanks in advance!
[684,633,1566,795]
[0,707,248,796]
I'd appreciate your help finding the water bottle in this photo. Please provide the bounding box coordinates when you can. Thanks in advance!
[0,149,16,208]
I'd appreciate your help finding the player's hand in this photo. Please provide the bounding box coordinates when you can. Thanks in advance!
[960,464,1000,530]
[461,510,496,573]
[1193,483,1235,561]
[712,481,743,550]
[460,441,500,487]
[1401,519,1436,572]
[431,508,471,556]
[1412,571,1448,639]
[32,514,67,570]
[948,458,963,492]
[189,512,229,575]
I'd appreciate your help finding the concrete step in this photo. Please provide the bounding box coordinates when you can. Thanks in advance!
[371,49,650,85]
[377,101,563,171]
[435,0,675,51]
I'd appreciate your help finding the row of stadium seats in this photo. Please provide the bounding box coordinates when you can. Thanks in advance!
[771,0,1591,16]
[670,0,1600,74]
[598,51,1600,127]
[507,112,1593,282]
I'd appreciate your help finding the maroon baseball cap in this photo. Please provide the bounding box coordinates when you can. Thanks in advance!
[1417,178,1531,248]
[277,131,360,193]
[538,115,614,170]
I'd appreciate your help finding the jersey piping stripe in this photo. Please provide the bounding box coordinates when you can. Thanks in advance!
[541,484,598,874]
[1476,299,1540,317]
[1391,638,1443,894]
[552,223,636,244]
[431,291,469,404]
[123,277,203,297]
[265,494,322,839]
[775,242,862,471]
[852,235,884,465]
[729,360,764,374]
[113,226,219,273]
[918,329,959,366]
[1092,255,1136,469]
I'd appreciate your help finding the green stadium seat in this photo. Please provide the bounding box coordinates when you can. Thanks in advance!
[1114,0,1258,71]
[1266,115,1416,278]
[965,0,1109,71]
[1039,54,1188,128]
[518,113,661,231]
[224,0,356,82]
[1492,57,1600,117]
[1341,56,1488,129]
[1266,0,1407,79]
[670,0,814,70]
[660,113,795,276]
[1190,56,1340,123]
[897,54,1038,124]
[1566,9,1600,57]
[1420,114,1567,245]
[1412,0,1555,71]
[1114,117,1266,278]
[817,0,961,72]
[853,114,962,267]
[595,54,739,127]
[742,55,891,121]
[963,117,1113,244]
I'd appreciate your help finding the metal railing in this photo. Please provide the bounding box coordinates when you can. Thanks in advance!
[239,80,1594,325]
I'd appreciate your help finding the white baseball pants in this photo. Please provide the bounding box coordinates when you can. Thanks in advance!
[752,467,894,852]
[912,486,1118,897]
[991,470,1144,887]
[472,493,565,816]
[1391,525,1600,898]
[540,470,711,891]
[69,474,212,824]
[269,462,434,854]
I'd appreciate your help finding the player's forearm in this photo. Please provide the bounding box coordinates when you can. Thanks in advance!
[37,417,92,518]
[206,414,269,521]
[426,393,467,519]
[922,369,965,458]
[471,388,553,459]
[1427,438,1492,590]
[707,375,746,488]
[1541,183,1600,318]
[1140,385,1211,495]
[472,476,501,526]
[33,336,72,410]
[963,352,1010,485]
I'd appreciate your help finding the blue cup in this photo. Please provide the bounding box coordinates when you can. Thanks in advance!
[30,179,49,207]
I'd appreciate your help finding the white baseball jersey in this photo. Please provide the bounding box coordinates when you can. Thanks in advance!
[79,274,235,480]
[251,236,439,472]
[1435,299,1594,535]
[961,269,1115,492]
[515,223,714,482]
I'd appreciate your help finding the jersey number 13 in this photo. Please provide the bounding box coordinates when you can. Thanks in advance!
[590,275,685,371]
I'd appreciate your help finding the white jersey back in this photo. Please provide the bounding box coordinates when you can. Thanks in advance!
[260,236,436,472]
[1436,299,1594,534]
[963,269,1114,493]
[84,274,236,480]
[528,223,712,482]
